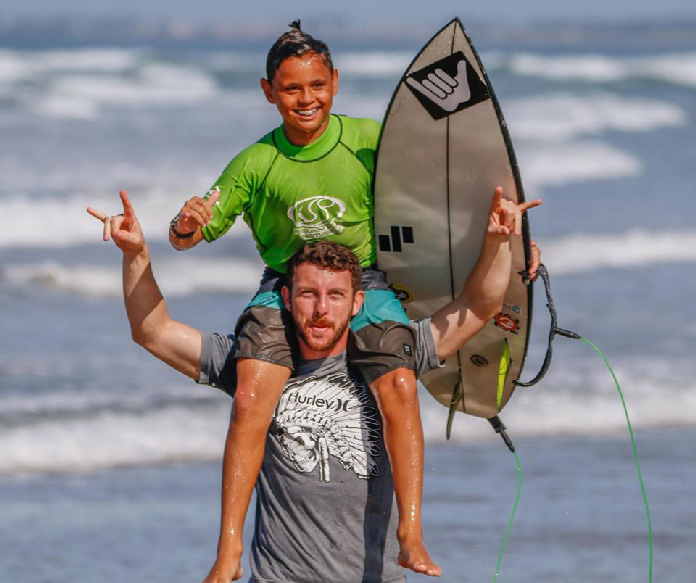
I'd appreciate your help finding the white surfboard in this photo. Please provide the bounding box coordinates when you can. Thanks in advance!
[374,18,533,421]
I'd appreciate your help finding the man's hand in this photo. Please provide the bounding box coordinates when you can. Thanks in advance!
[87,190,144,256]
[487,186,542,237]
[174,189,221,235]
[528,240,541,282]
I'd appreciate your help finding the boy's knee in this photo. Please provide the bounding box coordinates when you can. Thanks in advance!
[371,368,418,406]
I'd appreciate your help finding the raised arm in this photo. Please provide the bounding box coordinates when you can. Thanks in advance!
[87,190,203,379]
[430,187,541,361]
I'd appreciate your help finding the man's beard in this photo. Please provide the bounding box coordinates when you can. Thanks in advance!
[295,315,351,352]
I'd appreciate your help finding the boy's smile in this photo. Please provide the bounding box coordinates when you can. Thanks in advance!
[261,52,338,147]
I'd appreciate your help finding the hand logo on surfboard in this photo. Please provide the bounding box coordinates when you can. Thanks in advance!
[406,58,471,113]
[404,51,489,120]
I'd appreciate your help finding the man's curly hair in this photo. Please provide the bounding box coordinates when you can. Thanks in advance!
[286,241,362,293]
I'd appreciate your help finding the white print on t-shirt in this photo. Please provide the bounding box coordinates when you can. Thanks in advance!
[287,196,346,240]
[273,372,381,482]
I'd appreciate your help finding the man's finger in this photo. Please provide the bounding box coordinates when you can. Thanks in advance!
[514,207,523,236]
[120,190,135,219]
[86,207,107,223]
[488,187,503,215]
[519,199,542,212]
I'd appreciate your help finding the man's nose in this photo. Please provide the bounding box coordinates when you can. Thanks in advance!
[314,293,328,315]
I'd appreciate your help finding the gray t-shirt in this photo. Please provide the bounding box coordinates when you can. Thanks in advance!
[199,319,441,583]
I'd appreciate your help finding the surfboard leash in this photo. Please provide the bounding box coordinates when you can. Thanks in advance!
[502,262,654,583]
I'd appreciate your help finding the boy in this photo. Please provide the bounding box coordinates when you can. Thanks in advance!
[169,21,432,576]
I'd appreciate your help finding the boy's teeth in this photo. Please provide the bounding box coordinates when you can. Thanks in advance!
[297,109,318,117]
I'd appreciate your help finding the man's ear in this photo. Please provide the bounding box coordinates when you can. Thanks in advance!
[332,68,339,96]
[352,290,365,317]
[281,285,292,311]
[260,78,275,104]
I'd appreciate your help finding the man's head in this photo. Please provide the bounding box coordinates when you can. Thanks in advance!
[260,21,338,147]
[282,241,364,358]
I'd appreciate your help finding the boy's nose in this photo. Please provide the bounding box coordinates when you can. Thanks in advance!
[299,88,313,104]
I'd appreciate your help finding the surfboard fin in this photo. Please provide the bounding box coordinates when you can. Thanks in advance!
[497,339,511,409]
[446,373,464,440]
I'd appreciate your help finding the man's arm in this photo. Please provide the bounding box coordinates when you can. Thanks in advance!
[430,188,541,361]
[88,190,203,379]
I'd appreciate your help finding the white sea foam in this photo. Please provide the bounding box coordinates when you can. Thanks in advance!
[537,229,696,274]
[0,402,231,475]
[335,51,412,77]
[4,226,694,295]
[518,140,641,189]
[505,92,686,142]
[0,48,139,83]
[424,353,696,443]
[507,51,696,87]
[0,192,249,249]
[3,256,263,297]
[40,64,217,107]
[1,357,693,475]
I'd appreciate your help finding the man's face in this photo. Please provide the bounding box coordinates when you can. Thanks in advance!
[282,263,363,358]
[260,52,338,147]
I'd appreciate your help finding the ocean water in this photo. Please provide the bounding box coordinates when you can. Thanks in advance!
[1,20,695,582]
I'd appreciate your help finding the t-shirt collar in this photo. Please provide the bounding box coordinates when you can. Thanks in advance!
[274,115,341,162]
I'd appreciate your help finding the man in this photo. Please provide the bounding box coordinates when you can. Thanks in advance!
[87,187,539,582]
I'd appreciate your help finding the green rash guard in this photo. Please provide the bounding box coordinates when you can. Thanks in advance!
[201,115,378,274]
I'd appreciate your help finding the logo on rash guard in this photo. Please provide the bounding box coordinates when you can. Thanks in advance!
[287,196,346,240]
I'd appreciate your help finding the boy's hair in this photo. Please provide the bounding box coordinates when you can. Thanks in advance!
[266,20,333,81]
[286,241,362,293]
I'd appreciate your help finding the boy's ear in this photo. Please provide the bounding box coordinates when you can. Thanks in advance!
[281,285,292,311]
[260,78,275,104]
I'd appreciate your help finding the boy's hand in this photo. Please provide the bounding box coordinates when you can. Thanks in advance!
[487,186,542,237]
[174,190,221,235]
[87,190,145,256]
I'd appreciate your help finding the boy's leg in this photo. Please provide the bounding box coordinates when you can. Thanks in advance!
[369,365,440,577]
[205,303,295,582]
[352,306,441,577]
[206,358,291,583]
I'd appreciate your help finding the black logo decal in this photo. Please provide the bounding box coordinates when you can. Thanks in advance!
[403,344,413,357]
[405,52,489,120]
[470,354,489,367]
[379,226,414,253]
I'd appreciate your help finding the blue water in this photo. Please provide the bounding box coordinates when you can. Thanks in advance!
[1,19,695,582]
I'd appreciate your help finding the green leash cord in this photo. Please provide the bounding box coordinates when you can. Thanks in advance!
[492,337,654,582]
[579,336,654,583]
[493,450,521,582]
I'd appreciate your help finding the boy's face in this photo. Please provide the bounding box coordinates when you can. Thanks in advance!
[261,52,338,147]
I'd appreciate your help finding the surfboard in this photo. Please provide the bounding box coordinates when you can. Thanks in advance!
[374,18,533,420]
